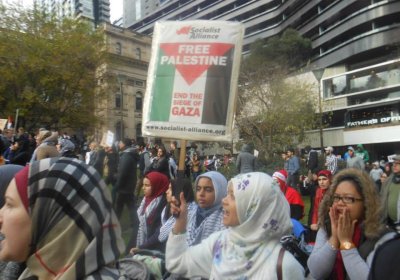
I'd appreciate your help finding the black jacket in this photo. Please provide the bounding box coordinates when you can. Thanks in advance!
[89,149,106,176]
[307,150,319,173]
[115,147,140,194]
[148,156,170,179]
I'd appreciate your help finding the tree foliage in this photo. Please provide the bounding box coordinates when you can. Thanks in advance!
[237,29,316,159]
[0,4,106,132]
[246,28,312,71]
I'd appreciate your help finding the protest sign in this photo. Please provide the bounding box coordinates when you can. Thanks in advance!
[388,154,397,163]
[0,119,7,130]
[142,20,244,141]
[100,130,114,147]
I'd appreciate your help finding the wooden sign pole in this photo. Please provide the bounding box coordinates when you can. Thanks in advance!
[177,139,187,178]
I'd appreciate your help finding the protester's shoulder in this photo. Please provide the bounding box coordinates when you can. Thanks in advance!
[282,247,305,271]
[286,187,303,199]
[374,230,398,249]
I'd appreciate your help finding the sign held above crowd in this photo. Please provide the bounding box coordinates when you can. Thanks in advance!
[142,20,244,142]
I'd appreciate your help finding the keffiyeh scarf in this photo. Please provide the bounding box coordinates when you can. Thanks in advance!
[136,196,164,246]
[136,171,169,247]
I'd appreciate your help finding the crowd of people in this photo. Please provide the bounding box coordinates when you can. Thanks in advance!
[0,127,399,279]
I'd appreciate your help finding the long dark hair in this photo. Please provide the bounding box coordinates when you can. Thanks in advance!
[158,145,168,158]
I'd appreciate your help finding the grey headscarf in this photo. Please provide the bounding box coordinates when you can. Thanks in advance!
[0,164,24,207]
[0,164,25,280]
[194,171,228,207]
[58,138,75,154]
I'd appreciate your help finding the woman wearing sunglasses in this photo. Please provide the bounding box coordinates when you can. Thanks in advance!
[308,168,395,280]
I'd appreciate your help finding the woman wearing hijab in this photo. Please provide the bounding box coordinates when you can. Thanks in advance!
[158,171,227,245]
[56,138,77,158]
[0,164,24,280]
[0,157,125,279]
[166,172,304,279]
[29,130,59,163]
[133,171,169,252]
[307,168,396,280]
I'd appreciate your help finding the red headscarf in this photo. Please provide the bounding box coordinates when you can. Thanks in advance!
[318,170,332,180]
[143,171,169,210]
[14,165,30,212]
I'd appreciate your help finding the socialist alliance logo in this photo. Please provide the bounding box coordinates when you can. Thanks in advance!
[176,25,221,39]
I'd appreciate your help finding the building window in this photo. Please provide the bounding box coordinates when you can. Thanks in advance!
[116,42,122,55]
[136,92,143,111]
[136,123,142,137]
[115,93,121,108]
[116,121,124,141]
[135,80,144,87]
[135,47,141,59]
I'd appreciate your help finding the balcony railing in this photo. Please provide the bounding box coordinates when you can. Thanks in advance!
[322,59,400,100]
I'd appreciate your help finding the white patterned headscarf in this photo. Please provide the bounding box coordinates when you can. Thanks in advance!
[212,172,292,278]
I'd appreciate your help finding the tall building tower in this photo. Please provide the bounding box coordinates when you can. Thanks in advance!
[34,0,110,25]
[123,0,172,28]
[126,0,400,158]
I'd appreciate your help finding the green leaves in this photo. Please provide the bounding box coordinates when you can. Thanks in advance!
[237,29,315,159]
[0,4,105,131]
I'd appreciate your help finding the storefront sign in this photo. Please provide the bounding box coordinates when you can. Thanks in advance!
[346,115,400,128]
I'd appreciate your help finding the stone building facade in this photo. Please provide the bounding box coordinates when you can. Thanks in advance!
[95,23,152,143]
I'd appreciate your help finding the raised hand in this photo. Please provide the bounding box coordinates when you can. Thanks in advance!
[171,192,188,235]
[328,206,340,249]
[337,208,357,244]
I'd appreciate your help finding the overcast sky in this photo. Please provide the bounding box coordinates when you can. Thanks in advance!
[4,0,123,22]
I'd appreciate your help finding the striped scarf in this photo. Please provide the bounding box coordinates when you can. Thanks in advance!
[187,205,225,246]
[19,157,125,280]
[136,195,164,247]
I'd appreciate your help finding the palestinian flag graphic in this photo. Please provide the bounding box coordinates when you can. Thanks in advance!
[150,43,234,125]
[143,21,244,141]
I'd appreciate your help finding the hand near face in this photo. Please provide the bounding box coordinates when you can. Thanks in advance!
[328,206,340,248]
[171,192,188,235]
[337,208,357,243]
[329,206,339,233]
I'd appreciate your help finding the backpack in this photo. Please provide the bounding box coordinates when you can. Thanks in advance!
[279,219,313,276]
[118,250,169,280]
[117,257,151,280]
[280,235,310,275]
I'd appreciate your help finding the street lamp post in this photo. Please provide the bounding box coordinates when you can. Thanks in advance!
[312,68,325,152]
[117,74,126,140]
